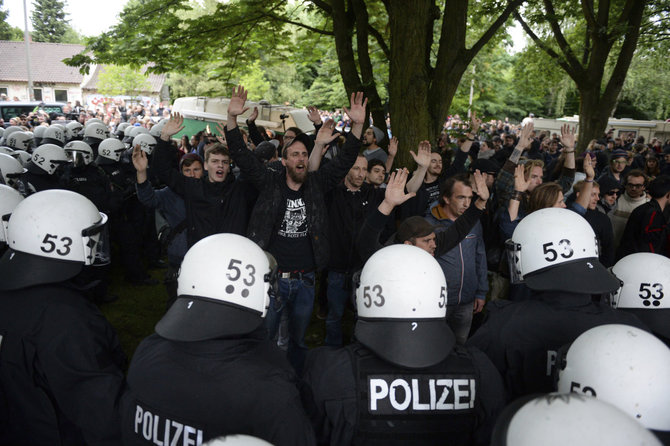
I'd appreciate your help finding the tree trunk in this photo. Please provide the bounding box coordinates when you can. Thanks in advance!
[576,88,611,153]
[387,0,435,168]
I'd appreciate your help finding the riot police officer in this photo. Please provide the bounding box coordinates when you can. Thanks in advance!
[301,244,506,445]
[467,208,646,399]
[0,189,126,445]
[16,143,68,195]
[120,233,315,446]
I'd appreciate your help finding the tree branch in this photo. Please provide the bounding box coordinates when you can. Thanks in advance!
[368,24,390,59]
[581,0,598,30]
[268,13,334,35]
[468,0,525,57]
[543,0,584,72]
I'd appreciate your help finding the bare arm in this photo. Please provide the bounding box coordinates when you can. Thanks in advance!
[508,122,534,165]
[405,140,432,194]
[560,123,577,170]
[575,154,595,210]
[308,119,339,172]
[385,136,398,172]
[508,165,530,222]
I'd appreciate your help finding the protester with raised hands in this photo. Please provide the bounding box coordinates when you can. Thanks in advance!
[221,85,366,374]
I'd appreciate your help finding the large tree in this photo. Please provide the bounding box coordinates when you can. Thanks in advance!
[0,0,22,40]
[65,0,523,166]
[514,0,650,152]
[31,0,68,43]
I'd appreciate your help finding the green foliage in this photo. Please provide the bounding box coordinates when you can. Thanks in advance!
[0,0,22,40]
[31,0,69,43]
[97,65,151,99]
[61,24,85,44]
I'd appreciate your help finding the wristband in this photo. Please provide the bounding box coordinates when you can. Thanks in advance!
[511,190,523,201]
[585,179,594,183]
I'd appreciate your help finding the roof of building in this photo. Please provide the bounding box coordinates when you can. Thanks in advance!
[82,64,166,93]
[0,41,85,84]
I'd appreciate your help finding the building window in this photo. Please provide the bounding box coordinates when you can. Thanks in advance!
[33,88,43,101]
[55,89,68,102]
[0,87,7,97]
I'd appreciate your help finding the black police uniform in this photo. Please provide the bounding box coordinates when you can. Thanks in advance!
[61,163,114,214]
[467,292,648,400]
[301,343,506,446]
[0,284,127,445]
[120,330,316,446]
[16,162,63,195]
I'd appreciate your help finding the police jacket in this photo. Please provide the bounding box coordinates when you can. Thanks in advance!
[152,138,257,247]
[16,162,62,196]
[617,198,669,259]
[225,126,361,271]
[61,163,114,213]
[467,292,647,400]
[0,284,127,446]
[425,206,488,306]
[301,342,505,446]
[121,331,316,446]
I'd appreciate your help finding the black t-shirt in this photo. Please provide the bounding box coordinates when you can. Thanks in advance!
[269,183,315,271]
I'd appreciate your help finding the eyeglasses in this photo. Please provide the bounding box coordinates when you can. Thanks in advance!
[605,190,620,196]
[626,183,644,189]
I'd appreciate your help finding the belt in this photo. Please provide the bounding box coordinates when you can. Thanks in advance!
[279,270,313,279]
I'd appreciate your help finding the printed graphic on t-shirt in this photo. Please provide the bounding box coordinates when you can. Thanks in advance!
[279,197,308,238]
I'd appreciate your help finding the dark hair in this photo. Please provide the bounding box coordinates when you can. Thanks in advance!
[647,175,670,199]
[368,159,385,172]
[624,169,648,186]
[439,173,471,207]
[528,182,563,214]
[285,127,302,136]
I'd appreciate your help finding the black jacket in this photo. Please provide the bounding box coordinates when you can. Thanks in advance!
[61,163,114,213]
[0,284,126,446]
[301,343,505,446]
[617,199,669,259]
[121,332,315,446]
[152,138,257,247]
[467,292,647,400]
[225,126,361,271]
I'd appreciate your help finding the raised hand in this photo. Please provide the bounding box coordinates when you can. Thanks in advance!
[383,168,416,207]
[387,136,398,158]
[513,164,531,192]
[215,122,227,144]
[307,106,321,126]
[315,119,339,146]
[583,153,595,180]
[228,85,250,117]
[470,111,482,133]
[247,106,258,123]
[132,144,148,172]
[410,140,432,168]
[472,170,490,202]
[560,123,576,149]
[342,91,367,125]
[517,122,534,149]
[161,112,184,140]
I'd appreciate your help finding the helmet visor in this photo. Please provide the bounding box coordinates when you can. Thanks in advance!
[505,239,524,284]
[66,150,89,167]
[81,213,109,266]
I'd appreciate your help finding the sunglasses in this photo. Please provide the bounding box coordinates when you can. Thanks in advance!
[605,190,620,196]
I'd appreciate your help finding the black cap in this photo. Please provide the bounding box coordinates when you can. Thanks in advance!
[396,216,439,243]
[254,140,279,162]
[355,318,456,369]
[524,257,621,294]
[285,133,314,154]
[596,176,621,195]
[0,249,82,291]
[155,295,264,341]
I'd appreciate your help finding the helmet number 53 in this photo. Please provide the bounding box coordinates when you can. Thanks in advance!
[363,285,385,308]
[543,239,573,262]
[40,233,73,256]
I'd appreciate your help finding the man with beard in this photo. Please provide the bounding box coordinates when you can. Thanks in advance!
[221,85,366,374]
[361,125,387,164]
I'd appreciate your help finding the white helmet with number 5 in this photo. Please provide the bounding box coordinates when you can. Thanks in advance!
[355,244,453,369]
[557,324,670,432]
[30,144,68,175]
[133,133,157,155]
[610,252,670,340]
[0,184,23,243]
[0,190,108,290]
[64,140,94,166]
[505,208,619,294]
[155,234,275,341]
[97,138,126,162]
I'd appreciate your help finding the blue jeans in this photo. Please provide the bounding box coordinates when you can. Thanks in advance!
[325,271,350,347]
[446,303,474,345]
[264,272,315,375]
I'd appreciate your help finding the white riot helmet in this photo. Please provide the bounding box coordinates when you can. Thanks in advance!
[1,126,23,145]
[155,234,276,341]
[12,150,31,167]
[355,244,452,368]
[64,141,94,167]
[203,435,273,446]
[97,138,127,163]
[0,190,108,290]
[86,118,105,126]
[0,153,26,188]
[30,144,68,175]
[610,252,670,340]
[133,133,157,155]
[33,124,47,145]
[66,120,84,137]
[491,393,662,446]
[6,131,34,151]
[53,123,73,142]
[83,122,110,144]
[505,207,618,294]
[0,184,23,243]
[149,119,167,138]
[0,127,4,139]
[115,122,130,138]
[557,324,670,431]
[0,146,16,156]
[41,125,66,147]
